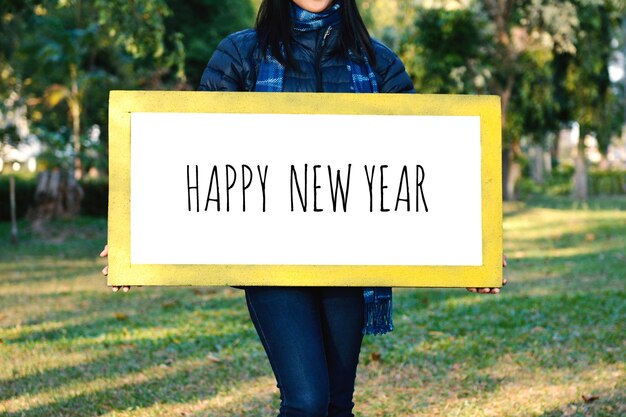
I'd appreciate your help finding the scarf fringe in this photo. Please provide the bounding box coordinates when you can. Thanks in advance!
[363,289,393,336]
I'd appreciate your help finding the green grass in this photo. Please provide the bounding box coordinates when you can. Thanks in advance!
[1,197,625,417]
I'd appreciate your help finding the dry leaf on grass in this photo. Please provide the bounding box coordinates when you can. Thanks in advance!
[114,312,128,321]
[582,394,599,403]
[162,300,180,309]
[207,353,221,363]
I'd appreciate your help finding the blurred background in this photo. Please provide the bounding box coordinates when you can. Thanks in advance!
[1,1,624,416]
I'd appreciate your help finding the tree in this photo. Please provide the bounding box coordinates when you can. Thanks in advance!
[476,0,582,199]
[402,6,492,95]
[2,0,185,179]
[165,0,256,87]
[390,0,581,199]
[554,0,625,199]
[507,47,560,187]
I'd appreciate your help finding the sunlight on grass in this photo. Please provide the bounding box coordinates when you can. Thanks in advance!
[512,243,622,259]
[1,198,625,416]
[1,356,235,414]
[468,365,624,417]
[106,375,278,417]
[354,363,624,417]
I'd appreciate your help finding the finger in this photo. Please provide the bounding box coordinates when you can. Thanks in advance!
[112,286,120,292]
[491,288,500,294]
[502,278,508,286]
[100,245,108,257]
[466,288,477,293]
[102,265,108,276]
[478,288,491,294]
[122,286,131,292]
[502,254,507,268]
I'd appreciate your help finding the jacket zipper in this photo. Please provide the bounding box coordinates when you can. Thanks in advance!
[316,26,333,92]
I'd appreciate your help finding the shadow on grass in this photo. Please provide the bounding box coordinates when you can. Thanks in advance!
[4,289,246,341]
[2,273,255,402]
[1,324,259,403]
[5,280,622,414]
[2,352,270,417]
[4,274,625,409]
[390,284,623,368]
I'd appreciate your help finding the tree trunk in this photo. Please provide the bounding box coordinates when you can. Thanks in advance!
[70,64,83,180]
[573,135,588,200]
[500,76,518,201]
[543,149,552,177]
[28,169,84,224]
[529,143,545,185]
[9,175,18,245]
[507,159,522,201]
[502,147,510,200]
[503,142,522,201]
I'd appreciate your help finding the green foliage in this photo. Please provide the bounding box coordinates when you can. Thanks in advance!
[1,0,258,175]
[548,165,577,196]
[402,7,490,94]
[1,0,186,176]
[2,0,624,184]
[165,0,256,86]
[95,0,171,60]
[519,166,626,198]
[506,50,560,145]
[390,0,623,153]
[589,169,626,195]
[553,0,625,151]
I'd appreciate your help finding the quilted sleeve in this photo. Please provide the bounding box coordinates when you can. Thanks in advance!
[372,40,415,94]
[198,35,245,92]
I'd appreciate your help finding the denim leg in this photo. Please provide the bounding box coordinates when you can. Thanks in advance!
[319,287,364,417]
[245,287,330,417]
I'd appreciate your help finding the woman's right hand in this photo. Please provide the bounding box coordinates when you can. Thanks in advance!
[100,244,131,292]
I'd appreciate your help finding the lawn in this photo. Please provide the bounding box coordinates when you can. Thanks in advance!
[0,197,624,417]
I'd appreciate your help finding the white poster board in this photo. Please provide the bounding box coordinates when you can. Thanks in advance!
[130,113,482,266]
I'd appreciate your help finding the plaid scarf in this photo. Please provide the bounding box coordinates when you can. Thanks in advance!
[255,1,392,336]
[255,2,379,95]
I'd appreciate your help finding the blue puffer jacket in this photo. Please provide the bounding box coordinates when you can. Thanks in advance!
[198,26,415,94]
[197,24,414,303]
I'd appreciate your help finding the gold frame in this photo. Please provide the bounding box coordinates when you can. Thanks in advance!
[108,91,502,287]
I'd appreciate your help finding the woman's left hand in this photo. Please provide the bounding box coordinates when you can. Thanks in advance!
[466,254,508,294]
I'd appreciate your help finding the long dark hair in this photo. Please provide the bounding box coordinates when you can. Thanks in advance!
[255,0,376,70]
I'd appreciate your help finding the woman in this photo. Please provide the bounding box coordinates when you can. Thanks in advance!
[199,2,412,415]
[101,1,506,415]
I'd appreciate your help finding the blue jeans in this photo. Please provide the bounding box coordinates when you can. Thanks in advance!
[244,286,365,417]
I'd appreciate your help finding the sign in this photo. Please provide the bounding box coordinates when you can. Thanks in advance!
[108,91,502,287]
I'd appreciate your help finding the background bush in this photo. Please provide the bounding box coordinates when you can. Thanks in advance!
[0,175,109,221]
[0,175,38,221]
[519,167,625,199]
[589,170,626,195]
[80,179,109,217]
